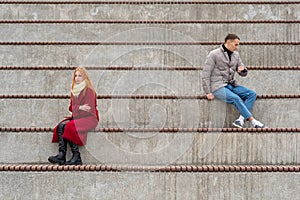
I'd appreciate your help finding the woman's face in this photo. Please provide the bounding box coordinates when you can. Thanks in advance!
[74,70,85,84]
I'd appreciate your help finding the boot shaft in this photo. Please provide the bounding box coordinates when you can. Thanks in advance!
[48,123,67,165]
[66,141,82,165]
[57,124,67,153]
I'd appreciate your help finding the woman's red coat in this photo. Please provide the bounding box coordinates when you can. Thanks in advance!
[52,88,99,146]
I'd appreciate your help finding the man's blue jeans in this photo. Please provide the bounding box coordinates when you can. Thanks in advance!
[213,84,257,120]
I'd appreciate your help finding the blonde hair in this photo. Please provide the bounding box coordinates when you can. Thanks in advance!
[71,67,96,96]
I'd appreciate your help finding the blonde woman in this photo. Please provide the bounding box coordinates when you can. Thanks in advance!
[48,67,99,165]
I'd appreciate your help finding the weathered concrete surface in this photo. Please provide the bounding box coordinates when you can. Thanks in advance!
[0,1,299,200]
[1,131,300,165]
[0,45,299,66]
[0,98,299,128]
[1,3,299,20]
[1,171,300,200]
[1,24,300,42]
[1,70,299,95]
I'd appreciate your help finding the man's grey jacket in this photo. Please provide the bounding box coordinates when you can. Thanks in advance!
[202,45,248,94]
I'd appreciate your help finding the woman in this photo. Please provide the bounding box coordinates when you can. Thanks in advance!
[48,67,99,165]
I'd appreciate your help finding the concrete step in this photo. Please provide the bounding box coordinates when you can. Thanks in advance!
[1,165,300,200]
[1,23,299,42]
[0,98,299,128]
[0,69,299,95]
[1,3,299,21]
[1,130,299,165]
[0,1,299,199]
[0,45,299,66]
[1,70,202,95]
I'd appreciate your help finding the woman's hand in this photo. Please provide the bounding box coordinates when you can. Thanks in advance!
[79,104,91,111]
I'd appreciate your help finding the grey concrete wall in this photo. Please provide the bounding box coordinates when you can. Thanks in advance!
[1,4,299,67]
[1,171,300,200]
[0,1,299,199]
[1,3,299,20]
[0,99,299,128]
[1,24,300,42]
[1,70,299,95]
[1,131,300,165]
[1,45,299,66]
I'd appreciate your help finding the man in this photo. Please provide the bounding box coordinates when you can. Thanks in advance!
[202,33,265,128]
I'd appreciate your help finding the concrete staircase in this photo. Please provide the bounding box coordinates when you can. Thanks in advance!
[0,1,299,199]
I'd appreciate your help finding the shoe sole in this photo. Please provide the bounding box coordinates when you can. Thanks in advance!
[255,126,267,128]
[232,122,243,128]
[65,162,83,165]
[48,157,66,165]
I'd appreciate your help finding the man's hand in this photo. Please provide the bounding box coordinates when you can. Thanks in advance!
[206,93,214,100]
[237,66,245,73]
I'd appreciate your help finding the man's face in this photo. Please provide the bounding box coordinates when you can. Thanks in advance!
[226,39,240,52]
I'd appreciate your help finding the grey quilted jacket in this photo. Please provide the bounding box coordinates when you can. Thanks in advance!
[202,45,248,94]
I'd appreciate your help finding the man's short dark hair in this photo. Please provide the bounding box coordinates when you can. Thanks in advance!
[225,34,240,42]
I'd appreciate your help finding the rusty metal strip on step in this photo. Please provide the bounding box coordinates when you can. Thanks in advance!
[97,127,300,133]
[0,164,300,172]
[0,41,299,45]
[1,20,299,24]
[1,66,300,71]
[0,66,202,70]
[247,66,300,70]
[0,94,300,99]
[0,127,299,132]
[0,1,299,5]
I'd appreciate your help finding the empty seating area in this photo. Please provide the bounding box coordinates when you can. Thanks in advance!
[0,1,299,199]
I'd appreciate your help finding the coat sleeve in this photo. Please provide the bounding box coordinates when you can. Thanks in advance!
[69,88,97,118]
[69,98,80,115]
[84,88,96,112]
[69,99,73,112]
[78,88,97,117]
[202,53,215,94]
[236,53,248,77]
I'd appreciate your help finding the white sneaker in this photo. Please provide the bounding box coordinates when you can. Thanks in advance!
[232,120,244,128]
[252,119,266,128]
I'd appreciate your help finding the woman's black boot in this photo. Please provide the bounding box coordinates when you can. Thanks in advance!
[48,124,67,165]
[65,141,82,165]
